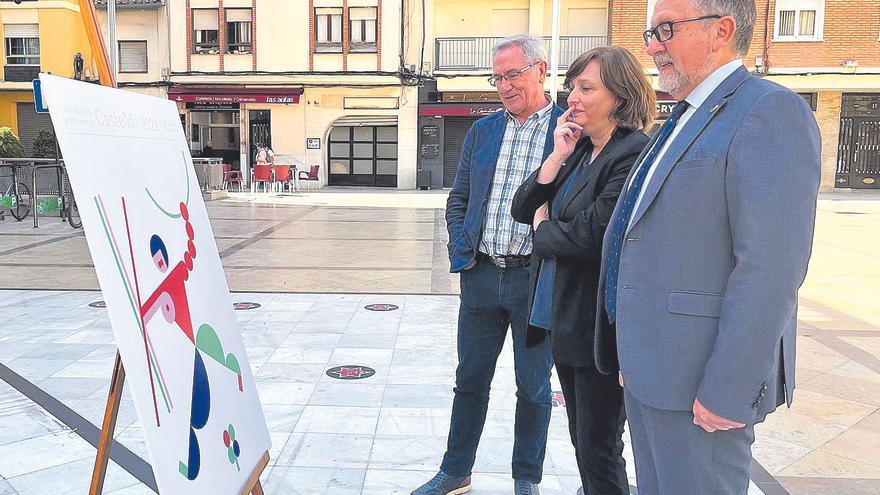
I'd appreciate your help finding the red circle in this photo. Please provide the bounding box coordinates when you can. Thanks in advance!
[223,430,231,447]
[184,252,193,271]
[180,203,189,221]
[185,222,195,241]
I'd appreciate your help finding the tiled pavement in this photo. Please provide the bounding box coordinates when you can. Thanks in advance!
[0,190,878,494]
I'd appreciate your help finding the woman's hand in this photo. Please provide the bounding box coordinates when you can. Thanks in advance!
[533,202,549,230]
[551,107,583,165]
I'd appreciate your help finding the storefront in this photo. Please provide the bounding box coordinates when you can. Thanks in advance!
[168,86,303,180]
[417,102,503,188]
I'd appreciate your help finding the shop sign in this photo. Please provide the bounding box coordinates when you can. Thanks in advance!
[175,95,299,104]
[419,103,503,117]
[189,102,240,111]
[656,100,677,118]
[306,138,321,149]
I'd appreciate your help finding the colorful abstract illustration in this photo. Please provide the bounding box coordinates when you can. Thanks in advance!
[93,154,243,481]
[41,73,270,494]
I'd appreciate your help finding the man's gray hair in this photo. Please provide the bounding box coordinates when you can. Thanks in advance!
[491,35,547,64]
[694,0,756,56]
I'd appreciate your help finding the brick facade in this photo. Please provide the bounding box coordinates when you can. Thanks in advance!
[186,0,192,71]
[252,0,258,70]
[610,0,880,71]
[309,0,315,71]
[218,0,225,72]
[342,0,349,71]
[377,0,382,70]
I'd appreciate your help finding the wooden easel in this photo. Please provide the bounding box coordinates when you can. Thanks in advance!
[87,353,268,495]
[74,1,268,493]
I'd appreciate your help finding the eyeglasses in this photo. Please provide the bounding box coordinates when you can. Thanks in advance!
[643,15,722,45]
[488,61,539,87]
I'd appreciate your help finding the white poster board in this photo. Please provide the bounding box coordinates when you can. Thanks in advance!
[40,74,270,494]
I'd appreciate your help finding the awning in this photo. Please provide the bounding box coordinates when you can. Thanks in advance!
[168,86,303,104]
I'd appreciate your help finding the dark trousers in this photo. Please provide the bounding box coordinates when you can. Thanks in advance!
[624,388,755,495]
[556,364,629,495]
[440,259,553,483]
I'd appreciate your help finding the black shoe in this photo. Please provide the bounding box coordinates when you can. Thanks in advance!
[411,471,472,495]
[514,479,540,495]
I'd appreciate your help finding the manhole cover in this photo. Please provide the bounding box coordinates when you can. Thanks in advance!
[326,365,376,380]
[552,391,566,407]
[233,302,261,310]
[89,301,106,308]
[364,304,399,312]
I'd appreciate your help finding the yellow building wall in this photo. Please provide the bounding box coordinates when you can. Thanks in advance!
[37,7,96,79]
[542,0,608,35]
[0,92,34,134]
[434,0,530,37]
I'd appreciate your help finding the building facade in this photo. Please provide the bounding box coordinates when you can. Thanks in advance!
[0,0,102,154]
[417,0,880,191]
[611,0,880,191]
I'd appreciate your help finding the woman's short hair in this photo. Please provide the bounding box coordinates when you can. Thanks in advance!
[563,46,656,131]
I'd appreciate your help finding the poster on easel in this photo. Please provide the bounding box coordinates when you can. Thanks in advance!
[39,73,271,494]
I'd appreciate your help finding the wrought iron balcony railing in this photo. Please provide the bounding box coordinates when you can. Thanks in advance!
[435,36,608,71]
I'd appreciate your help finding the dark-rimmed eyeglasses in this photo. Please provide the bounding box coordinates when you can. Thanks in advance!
[488,61,540,87]
[643,15,722,45]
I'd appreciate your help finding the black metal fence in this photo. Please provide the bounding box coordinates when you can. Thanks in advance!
[434,36,608,71]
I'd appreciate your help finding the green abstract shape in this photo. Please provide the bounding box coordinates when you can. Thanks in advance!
[228,447,237,465]
[225,353,241,375]
[178,461,187,476]
[195,323,224,365]
[227,424,235,439]
[145,150,191,218]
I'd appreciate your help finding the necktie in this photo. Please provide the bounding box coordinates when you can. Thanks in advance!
[604,101,689,323]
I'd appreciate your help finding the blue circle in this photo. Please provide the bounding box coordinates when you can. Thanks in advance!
[233,440,240,457]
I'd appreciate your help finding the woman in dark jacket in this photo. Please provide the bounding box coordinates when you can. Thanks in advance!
[511,46,655,495]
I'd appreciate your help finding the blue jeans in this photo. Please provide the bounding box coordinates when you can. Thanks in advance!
[440,258,553,483]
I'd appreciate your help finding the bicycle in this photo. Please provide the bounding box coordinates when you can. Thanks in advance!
[60,167,81,229]
[0,164,32,222]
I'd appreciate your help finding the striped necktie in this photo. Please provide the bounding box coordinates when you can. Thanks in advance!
[604,101,689,323]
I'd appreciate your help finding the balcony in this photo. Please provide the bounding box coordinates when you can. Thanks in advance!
[3,65,40,83]
[435,36,608,71]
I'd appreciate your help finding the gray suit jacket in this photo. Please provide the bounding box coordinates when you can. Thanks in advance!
[593,66,821,425]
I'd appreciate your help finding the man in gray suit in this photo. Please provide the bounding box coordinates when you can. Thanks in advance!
[593,0,821,493]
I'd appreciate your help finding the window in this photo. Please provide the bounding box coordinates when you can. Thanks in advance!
[119,41,147,73]
[226,8,252,54]
[775,0,823,41]
[349,7,377,52]
[315,7,342,52]
[4,24,40,66]
[192,9,219,54]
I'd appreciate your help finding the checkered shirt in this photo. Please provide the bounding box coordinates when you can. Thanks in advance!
[479,101,553,256]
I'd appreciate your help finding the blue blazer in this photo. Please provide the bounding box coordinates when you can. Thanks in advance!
[446,105,564,272]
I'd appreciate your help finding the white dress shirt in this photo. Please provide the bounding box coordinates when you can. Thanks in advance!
[628,59,743,226]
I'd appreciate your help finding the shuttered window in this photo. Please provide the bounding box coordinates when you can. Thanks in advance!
[315,7,342,52]
[4,24,39,66]
[119,41,147,73]
[349,7,377,52]
[192,9,219,54]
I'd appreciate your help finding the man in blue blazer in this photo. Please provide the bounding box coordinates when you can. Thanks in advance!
[594,0,821,494]
[412,35,563,495]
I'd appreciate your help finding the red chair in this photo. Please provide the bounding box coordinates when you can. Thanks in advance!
[297,165,320,191]
[251,165,273,193]
[223,164,243,192]
[273,165,292,192]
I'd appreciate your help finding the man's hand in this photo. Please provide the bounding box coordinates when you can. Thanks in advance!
[533,202,549,230]
[693,399,746,433]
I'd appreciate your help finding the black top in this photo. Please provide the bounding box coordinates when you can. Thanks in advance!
[511,127,649,367]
